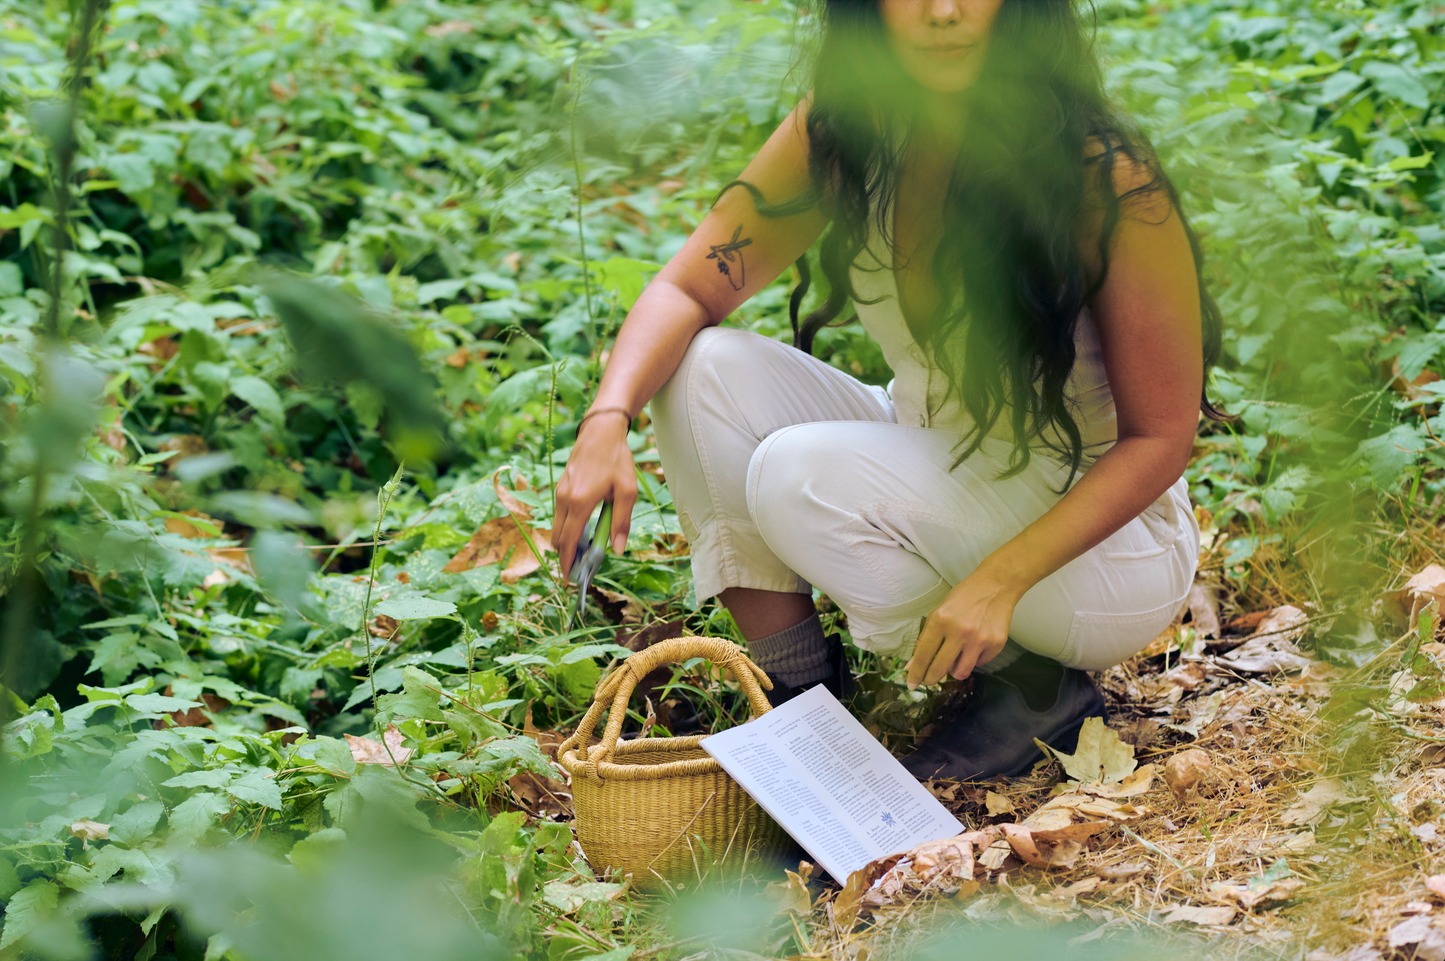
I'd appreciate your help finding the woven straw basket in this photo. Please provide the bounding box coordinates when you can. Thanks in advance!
[557,636,792,890]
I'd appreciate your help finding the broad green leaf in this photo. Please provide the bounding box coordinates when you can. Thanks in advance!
[310,736,358,777]
[376,666,445,723]
[168,792,231,844]
[230,375,285,422]
[110,799,165,847]
[0,855,20,900]
[163,769,236,790]
[228,768,284,810]
[373,595,457,620]
[125,693,203,715]
[289,828,348,876]
[0,879,58,950]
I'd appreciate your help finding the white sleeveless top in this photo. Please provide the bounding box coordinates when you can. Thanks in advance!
[849,206,1118,465]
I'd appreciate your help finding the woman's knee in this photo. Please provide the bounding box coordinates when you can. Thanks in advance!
[746,423,849,531]
[654,327,771,413]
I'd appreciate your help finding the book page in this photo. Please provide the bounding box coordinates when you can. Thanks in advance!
[701,685,963,881]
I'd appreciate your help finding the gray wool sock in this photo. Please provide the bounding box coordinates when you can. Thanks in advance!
[746,613,833,689]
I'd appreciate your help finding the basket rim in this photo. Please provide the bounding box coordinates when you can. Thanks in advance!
[558,733,725,781]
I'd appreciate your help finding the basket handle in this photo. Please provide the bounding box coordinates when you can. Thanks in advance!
[569,636,774,776]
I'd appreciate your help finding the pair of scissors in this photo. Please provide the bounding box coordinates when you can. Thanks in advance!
[569,500,613,626]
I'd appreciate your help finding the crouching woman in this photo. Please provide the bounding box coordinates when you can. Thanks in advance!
[554,0,1224,781]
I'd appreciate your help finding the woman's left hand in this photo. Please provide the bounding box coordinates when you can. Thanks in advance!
[906,573,1023,688]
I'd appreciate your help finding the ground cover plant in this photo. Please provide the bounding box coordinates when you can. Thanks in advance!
[2,0,1445,958]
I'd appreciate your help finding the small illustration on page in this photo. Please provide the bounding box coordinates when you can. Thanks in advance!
[880,812,897,828]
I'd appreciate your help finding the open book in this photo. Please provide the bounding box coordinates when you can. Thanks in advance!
[701,685,963,882]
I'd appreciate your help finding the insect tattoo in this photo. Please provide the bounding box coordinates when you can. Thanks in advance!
[706,225,753,291]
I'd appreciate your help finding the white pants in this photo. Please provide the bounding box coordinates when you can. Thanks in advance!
[650,327,1198,671]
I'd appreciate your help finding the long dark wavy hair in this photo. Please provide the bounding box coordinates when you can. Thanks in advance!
[722,0,1226,487]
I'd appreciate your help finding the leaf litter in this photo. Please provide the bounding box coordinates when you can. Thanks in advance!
[730,568,1445,961]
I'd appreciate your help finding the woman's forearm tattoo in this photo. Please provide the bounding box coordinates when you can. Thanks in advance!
[706,225,753,291]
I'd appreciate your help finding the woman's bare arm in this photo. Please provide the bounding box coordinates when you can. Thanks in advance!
[553,101,830,575]
[908,169,1203,686]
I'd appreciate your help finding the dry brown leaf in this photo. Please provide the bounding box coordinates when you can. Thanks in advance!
[1287,660,1345,698]
[1222,609,1271,636]
[999,823,1082,870]
[164,691,231,728]
[1049,877,1102,900]
[1081,763,1157,798]
[508,770,572,819]
[1185,582,1222,638]
[442,516,553,584]
[1207,876,1304,910]
[840,832,990,921]
[1163,905,1236,926]
[369,614,400,639]
[165,510,223,539]
[444,470,554,584]
[1220,605,1312,673]
[1387,564,1445,626]
[346,725,411,766]
[1165,748,1212,799]
[765,866,815,915]
[1281,778,1348,826]
[1030,820,1110,845]
[985,791,1015,816]
[494,468,534,520]
[1095,861,1146,881]
[70,819,110,842]
[1389,915,1435,948]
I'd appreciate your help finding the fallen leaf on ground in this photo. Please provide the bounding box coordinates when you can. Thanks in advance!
[509,770,572,819]
[985,791,1015,816]
[346,725,411,765]
[369,613,400,639]
[1082,763,1156,798]
[1429,875,1445,901]
[839,832,990,922]
[1163,905,1237,926]
[1165,748,1212,799]
[765,866,815,915]
[1222,610,1271,636]
[1286,660,1344,698]
[165,510,224,539]
[443,516,553,584]
[70,820,110,841]
[1219,606,1313,672]
[1387,565,1445,627]
[1185,582,1222,638]
[542,880,626,915]
[1000,823,1083,870]
[1096,861,1146,881]
[1281,778,1348,826]
[1207,876,1304,910]
[1038,716,1136,784]
[1048,877,1102,899]
[1388,915,1435,948]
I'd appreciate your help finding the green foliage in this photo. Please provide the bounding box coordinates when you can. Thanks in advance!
[1,0,1443,956]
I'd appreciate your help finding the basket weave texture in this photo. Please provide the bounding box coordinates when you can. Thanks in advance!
[557,636,792,890]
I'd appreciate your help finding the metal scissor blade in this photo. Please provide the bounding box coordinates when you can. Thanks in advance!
[570,507,608,627]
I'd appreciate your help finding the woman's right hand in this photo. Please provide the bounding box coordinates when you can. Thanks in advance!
[553,410,638,580]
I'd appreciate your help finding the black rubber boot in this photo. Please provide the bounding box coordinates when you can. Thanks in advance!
[763,633,853,708]
[898,650,1106,781]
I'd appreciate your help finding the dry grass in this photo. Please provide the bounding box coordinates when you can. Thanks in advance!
[784,604,1445,961]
